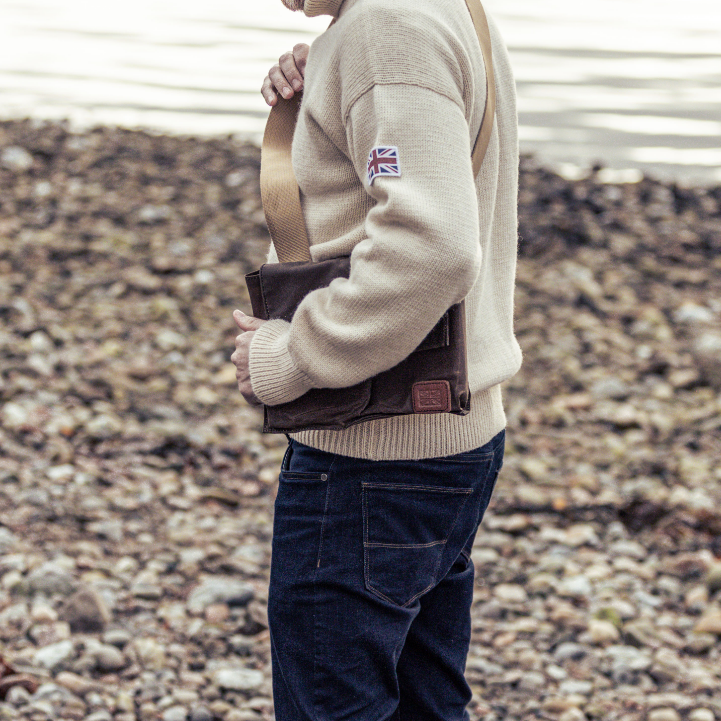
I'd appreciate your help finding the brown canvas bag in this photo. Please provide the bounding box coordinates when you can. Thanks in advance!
[245,0,497,434]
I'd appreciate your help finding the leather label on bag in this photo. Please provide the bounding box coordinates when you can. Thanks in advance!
[412,381,452,414]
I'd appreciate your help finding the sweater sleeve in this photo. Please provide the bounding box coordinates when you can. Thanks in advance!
[249,82,482,407]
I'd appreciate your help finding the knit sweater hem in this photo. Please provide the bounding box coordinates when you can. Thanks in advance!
[290,383,506,461]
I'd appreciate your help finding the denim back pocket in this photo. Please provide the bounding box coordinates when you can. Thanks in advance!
[361,482,473,607]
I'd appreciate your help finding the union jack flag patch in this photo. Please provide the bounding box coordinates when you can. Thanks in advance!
[367,146,401,186]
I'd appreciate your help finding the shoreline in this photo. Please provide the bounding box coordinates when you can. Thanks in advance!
[1,118,721,721]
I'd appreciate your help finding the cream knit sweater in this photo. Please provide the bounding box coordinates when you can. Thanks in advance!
[248,0,522,460]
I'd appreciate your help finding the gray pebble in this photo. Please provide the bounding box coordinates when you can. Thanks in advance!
[94,643,127,671]
[27,562,77,596]
[187,578,254,614]
[189,706,214,721]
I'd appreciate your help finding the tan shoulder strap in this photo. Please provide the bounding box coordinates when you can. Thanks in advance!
[261,0,496,263]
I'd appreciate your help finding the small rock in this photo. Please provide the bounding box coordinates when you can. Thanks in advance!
[93,643,127,672]
[589,618,620,645]
[558,679,593,696]
[27,562,77,596]
[84,711,112,721]
[60,586,111,632]
[493,583,528,603]
[648,709,681,721]
[33,639,75,670]
[559,709,587,721]
[693,331,721,389]
[553,642,587,662]
[132,637,167,670]
[1,145,33,171]
[704,564,721,593]
[557,575,592,599]
[212,668,264,692]
[688,709,715,721]
[205,603,230,624]
[694,608,721,635]
[55,671,102,696]
[162,706,188,721]
[591,377,630,400]
[189,707,214,721]
[186,578,254,614]
[5,685,32,706]
[102,628,133,647]
[518,671,545,690]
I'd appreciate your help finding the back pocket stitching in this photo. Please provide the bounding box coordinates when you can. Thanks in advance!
[361,482,472,495]
[361,484,474,607]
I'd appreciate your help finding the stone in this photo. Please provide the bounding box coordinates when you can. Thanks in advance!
[189,707,213,721]
[5,685,32,706]
[559,709,587,721]
[132,637,167,670]
[589,619,621,645]
[60,586,111,632]
[102,628,133,647]
[212,668,264,692]
[55,671,102,696]
[557,575,592,599]
[84,711,112,721]
[27,562,77,596]
[32,639,75,670]
[648,709,681,721]
[93,643,127,672]
[688,709,715,721]
[1,145,33,171]
[494,584,528,603]
[162,706,188,721]
[694,609,721,635]
[704,564,721,593]
[693,331,721,389]
[186,578,255,614]
[553,643,587,662]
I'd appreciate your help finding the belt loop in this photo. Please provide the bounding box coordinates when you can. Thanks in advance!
[281,436,294,472]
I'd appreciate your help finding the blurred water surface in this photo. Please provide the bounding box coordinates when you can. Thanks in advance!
[0,0,719,184]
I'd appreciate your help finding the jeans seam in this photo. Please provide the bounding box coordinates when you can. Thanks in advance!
[315,455,337,569]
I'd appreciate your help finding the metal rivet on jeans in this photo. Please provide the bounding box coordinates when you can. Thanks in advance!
[321,474,328,481]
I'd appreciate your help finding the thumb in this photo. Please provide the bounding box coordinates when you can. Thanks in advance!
[233,309,265,331]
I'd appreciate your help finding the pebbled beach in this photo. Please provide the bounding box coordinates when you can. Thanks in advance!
[1,118,721,721]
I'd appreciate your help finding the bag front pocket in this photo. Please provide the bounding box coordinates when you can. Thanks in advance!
[361,482,473,607]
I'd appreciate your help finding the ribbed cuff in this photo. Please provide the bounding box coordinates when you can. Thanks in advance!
[249,320,314,406]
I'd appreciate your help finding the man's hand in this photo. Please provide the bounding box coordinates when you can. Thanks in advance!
[231,310,267,407]
[261,44,310,106]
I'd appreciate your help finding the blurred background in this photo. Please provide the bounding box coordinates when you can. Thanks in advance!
[0,0,720,184]
[0,2,720,721]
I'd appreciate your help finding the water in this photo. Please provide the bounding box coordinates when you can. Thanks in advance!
[1,0,719,185]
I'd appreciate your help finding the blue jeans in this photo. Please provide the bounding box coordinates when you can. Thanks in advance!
[268,430,505,721]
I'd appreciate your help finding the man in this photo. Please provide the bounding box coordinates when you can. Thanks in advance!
[230,0,521,717]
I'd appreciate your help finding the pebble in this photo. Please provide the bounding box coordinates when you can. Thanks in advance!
[1,145,33,171]
[93,643,127,672]
[694,609,721,635]
[189,707,214,721]
[212,668,265,692]
[32,639,75,670]
[60,586,111,632]
[186,578,255,614]
[162,706,189,721]
[588,619,620,645]
[26,562,77,596]
[688,709,715,721]
[648,709,682,721]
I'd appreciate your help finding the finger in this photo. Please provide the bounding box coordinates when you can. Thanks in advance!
[293,43,310,77]
[261,76,278,106]
[233,309,264,331]
[279,50,304,92]
[268,64,294,100]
